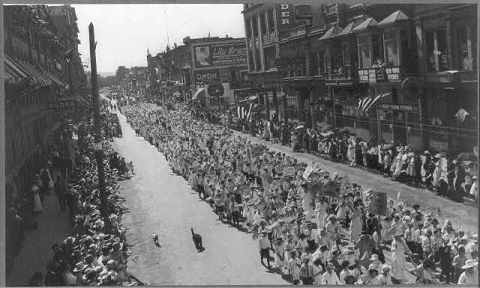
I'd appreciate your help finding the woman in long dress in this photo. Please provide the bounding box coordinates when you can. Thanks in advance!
[350,207,363,242]
[347,138,356,167]
[32,182,43,214]
[389,234,416,284]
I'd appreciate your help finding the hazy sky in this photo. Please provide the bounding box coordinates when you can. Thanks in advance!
[73,4,245,74]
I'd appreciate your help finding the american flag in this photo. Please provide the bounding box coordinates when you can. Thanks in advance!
[357,93,391,114]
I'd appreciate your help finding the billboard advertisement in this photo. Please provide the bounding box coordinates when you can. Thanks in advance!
[193,42,247,68]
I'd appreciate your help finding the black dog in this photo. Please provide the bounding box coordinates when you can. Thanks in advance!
[191,228,205,252]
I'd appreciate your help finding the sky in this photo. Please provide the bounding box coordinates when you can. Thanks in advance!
[73,4,245,75]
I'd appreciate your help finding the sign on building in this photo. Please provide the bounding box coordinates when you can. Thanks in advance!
[193,42,247,68]
[279,4,293,26]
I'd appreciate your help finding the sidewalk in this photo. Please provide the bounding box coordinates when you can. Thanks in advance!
[6,191,71,286]
[233,130,478,234]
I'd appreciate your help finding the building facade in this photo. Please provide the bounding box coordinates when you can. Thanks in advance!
[4,4,85,274]
[242,3,477,153]
[147,36,249,107]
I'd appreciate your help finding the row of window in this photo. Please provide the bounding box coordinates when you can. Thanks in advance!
[248,19,476,76]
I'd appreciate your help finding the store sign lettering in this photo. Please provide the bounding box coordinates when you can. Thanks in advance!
[280,4,291,25]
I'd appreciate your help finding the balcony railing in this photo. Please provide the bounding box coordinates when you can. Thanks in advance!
[262,32,277,45]
[358,66,402,83]
[325,66,356,82]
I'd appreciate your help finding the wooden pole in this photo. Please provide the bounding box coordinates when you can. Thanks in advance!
[89,23,107,218]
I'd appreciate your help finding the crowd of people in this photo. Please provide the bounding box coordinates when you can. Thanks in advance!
[229,116,478,205]
[122,102,478,286]
[14,109,139,286]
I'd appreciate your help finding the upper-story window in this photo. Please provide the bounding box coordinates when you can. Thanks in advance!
[342,41,351,67]
[260,13,267,35]
[357,33,384,68]
[245,19,251,39]
[425,28,448,72]
[384,30,399,66]
[252,16,258,38]
[268,9,275,33]
[455,23,476,71]
[358,35,371,68]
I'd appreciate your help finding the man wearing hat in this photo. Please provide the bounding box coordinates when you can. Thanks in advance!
[457,259,478,285]
[376,264,393,285]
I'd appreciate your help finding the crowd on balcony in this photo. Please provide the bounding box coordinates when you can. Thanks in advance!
[121,101,477,285]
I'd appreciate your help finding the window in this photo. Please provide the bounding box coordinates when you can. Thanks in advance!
[260,14,267,35]
[384,30,399,66]
[456,25,475,71]
[245,19,251,38]
[358,35,372,68]
[426,28,448,72]
[372,34,384,65]
[252,16,258,37]
[268,9,275,33]
[318,51,326,75]
[342,41,351,67]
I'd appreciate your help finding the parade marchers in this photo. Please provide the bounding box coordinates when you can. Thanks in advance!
[228,113,478,205]
[122,102,478,286]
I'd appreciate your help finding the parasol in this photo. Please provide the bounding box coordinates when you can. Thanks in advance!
[457,152,477,161]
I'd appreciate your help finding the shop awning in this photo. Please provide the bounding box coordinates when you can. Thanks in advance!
[353,17,378,33]
[378,10,409,27]
[5,55,29,84]
[192,87,206,100]
[318,25,342,41]
[43,70,67,89]
[15,58,52,87]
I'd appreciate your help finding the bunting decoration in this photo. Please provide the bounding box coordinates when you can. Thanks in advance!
[357,93,391,114]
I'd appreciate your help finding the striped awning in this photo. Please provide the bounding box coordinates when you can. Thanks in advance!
[5,58,30,86]
[43,69,67,89]
[13,57,52,87]
[357,92,391,113]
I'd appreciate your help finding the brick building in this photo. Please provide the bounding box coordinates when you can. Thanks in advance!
[4,4,85,274]
[242,3,477,153]
[147,36,249,108]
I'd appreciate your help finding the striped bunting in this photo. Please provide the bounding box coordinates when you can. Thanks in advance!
[237,104,253,120]
[357,93,391,113]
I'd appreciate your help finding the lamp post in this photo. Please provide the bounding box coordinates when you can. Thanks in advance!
[89,23,107,219]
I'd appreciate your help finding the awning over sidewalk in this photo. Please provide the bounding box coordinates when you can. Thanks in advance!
[14,57,52,87]
[5,55,29,84]
[43,70,68,89]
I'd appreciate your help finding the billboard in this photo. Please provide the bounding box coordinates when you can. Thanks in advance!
[193,42,247,68]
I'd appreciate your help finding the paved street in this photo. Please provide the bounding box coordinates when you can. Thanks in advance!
[233,130,478,235]
[113,113,286,285]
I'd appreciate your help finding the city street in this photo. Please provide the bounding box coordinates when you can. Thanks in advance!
[112,113,286,285]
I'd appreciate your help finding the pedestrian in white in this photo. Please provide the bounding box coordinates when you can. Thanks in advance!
[321,262,341,285]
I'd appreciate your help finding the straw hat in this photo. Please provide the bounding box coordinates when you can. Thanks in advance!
[462,259,477,269]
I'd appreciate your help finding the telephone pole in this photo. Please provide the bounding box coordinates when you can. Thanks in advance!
[89,23,107,218]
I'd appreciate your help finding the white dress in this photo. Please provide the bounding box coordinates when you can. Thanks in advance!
[389,238,416,284]
[32,185,43,213]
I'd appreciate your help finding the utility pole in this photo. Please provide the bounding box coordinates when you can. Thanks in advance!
[89,23,107,219]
